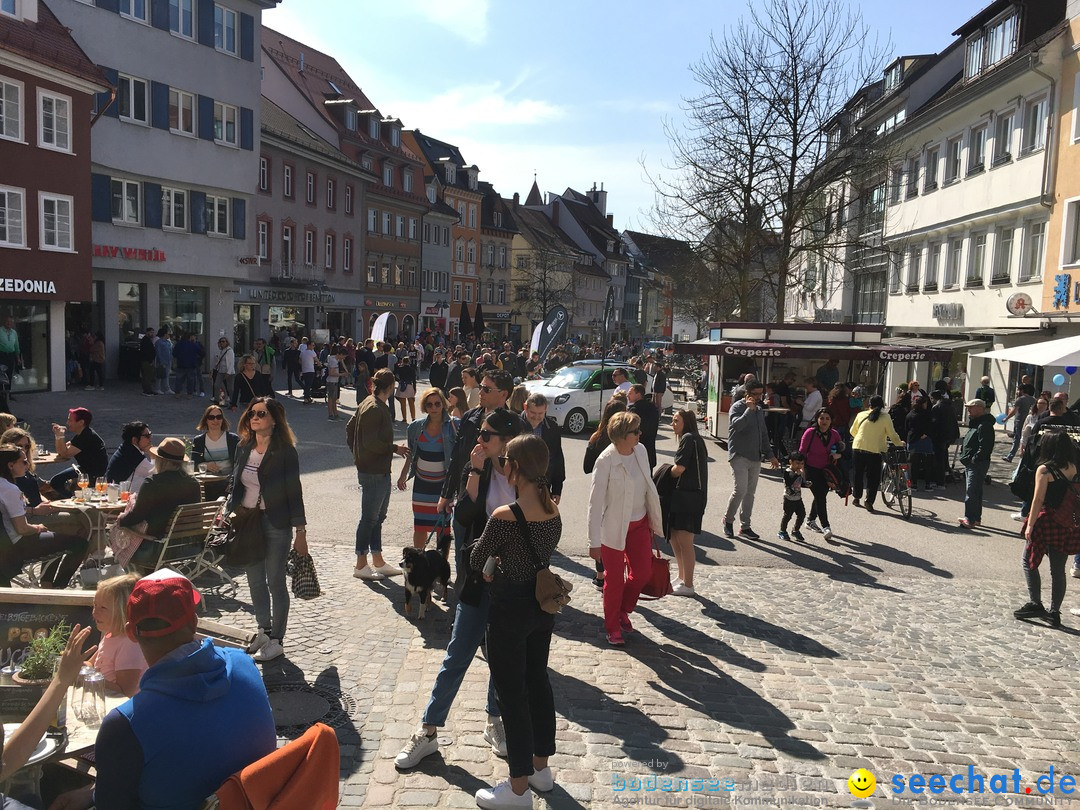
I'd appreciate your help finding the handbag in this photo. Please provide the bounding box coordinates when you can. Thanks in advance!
[669,436,707,514]
[509,502,571,614]
[214,499,267,567]
[287,548,321,599]
[639,545,673,599]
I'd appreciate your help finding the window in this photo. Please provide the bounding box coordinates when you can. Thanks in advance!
[396,215,404,238]
[991,226,1013,283]
[409,217,417,240]
[1068,202,1080,265]
[1023,96,1047,152]
[326,178,335,210]
[258,157,269,192]
[884,63,901,92]
[468,205,476,228]
[367,208,377,232]
[380,263,390,284]
[966,233,986,287]
[453,281,462,302]
[964,34,984,81]
[965,13,1017,79]
[1021,220,1046,281]
[206,195,229,236]
[486,243,495,265]
[368,116,379,139]
[423,222,431,242]
[944,238,962,288]
[344,107,356,131]
[214,4,237,55]
[0,186,24,246]
[325,234,334,269]
[305,172,315,204]
[408,266,415,287]
[283,164,293,198]
[304,230,314,264]
[994,113,1014,164]
[925,243,941,290]
[446,164,456,185]
[39,194,73,251]
[344,185,353,214]
[343,238,352,271]
[444,228,449,246]
[394,264,403,285]
[383,165,393,187]
[111,179,140,225]
[169,88,194,135]
[0,79,20,141]
[905,158,918,199]
[213,102,237,146]
[467,241,475,263]
[38,91,70,151]
[169,0,193,38]
[464,283,472,303]
[499,246,506,268]
[486,281,494,304]
[968,125,987,174]
[905,247,921,292]
[161,187,187,230]
[382,212,391,234]
[366,261,376,284]
[119,0,147,21]
[498,283,506,304]
[0,0,12,15]
[403,171,412,193]
[888,253,901,294]
[282,225,293,266]
[390,127,400,147]
[257,220,268,260]
[889,165,903,205]
[945,137,962,182]
[118,74,148,124]
[923,147,939,192]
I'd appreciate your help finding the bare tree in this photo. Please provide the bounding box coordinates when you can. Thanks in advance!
[648,0,891,323]
[512,248,579,327]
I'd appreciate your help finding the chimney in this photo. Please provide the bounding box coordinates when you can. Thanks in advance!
[606,214,613,228]
[512,192,520,207]
[552,199,560,227]
[587,183,608,216]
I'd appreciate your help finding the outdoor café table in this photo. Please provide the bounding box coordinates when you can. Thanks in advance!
[48,499,127,557]
[195,472,229,501]
[30,452,62,465]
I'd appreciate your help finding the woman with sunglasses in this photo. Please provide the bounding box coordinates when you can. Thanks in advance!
[228,397,306,663]
[191,405,240,501]
[587,411,664,646]
[230,354,274,412]
[398,388,458,550]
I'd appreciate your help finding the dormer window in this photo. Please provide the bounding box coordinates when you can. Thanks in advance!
[445,163,456,185]
[0,0,18,18]
[884,63,901,92]
[467,167,478,191]
[369,116,380,139]
[607,240,614,253]
[427,184,436,204]
[344,106,357,131]
[390,127,400,147]
[965,12,1018,80]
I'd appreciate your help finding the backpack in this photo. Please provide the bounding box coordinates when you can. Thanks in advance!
[822,462,851,499]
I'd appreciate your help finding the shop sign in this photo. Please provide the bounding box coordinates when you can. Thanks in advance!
[245,288,335,304]
[878,349,929,361]
[365,299,408,309]
[723,344,782,358]
[493,312,512,320]
[0,278,57,294]
[237,257,260,265]
[932,303,963,322]
[93,244,167,262]
[424,305,444,315]
[1052,273,1080,309]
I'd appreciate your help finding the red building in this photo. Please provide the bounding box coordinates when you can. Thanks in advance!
[0,0,108,391]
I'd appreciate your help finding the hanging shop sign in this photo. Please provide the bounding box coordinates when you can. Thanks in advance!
[243,288,335,304]
[932,303,964,322]
[93,245,167,262]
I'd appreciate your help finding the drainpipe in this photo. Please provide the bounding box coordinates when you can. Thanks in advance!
[89,89,116,128]
[1030,53,1056,208]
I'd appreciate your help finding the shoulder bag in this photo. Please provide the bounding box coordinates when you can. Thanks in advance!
[639,542,673,600]
[210,495,267,567]
[509,502,571,614]
[669,437,706,515]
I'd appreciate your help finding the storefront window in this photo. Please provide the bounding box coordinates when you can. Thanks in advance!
[234,304,254,357]
[160,285,208,340]
[0,303,49,391]
[118,282,144,344]
[268,306,306,334]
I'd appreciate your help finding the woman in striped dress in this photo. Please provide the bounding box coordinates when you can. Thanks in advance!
[398,387,458,549]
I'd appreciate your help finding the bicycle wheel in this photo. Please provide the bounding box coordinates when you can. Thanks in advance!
[880,462,896,505]
[897,467,913,519]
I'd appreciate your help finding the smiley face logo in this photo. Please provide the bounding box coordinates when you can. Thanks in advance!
[848,768,876,798]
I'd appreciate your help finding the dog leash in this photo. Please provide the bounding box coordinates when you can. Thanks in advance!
[424,512,450,549]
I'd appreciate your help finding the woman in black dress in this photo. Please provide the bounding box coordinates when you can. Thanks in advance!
[230,354,275,412]
[669,409,708,597]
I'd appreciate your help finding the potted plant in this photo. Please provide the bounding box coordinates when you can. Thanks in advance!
[13,620,70,685]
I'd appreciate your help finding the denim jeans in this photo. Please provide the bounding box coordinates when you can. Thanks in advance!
[245,513,293,640]
[175,367,198,395]
[1006,424,1023,459]
[1023,547,1068,612]
[422,587,500,726]
[964,458,991,523]
[355,472,391,555]
[724,454,762,528]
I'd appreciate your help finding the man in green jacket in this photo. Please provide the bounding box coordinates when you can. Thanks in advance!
[959,398,996,529]
[346,369,409,580]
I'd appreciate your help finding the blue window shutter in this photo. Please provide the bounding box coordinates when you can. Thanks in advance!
[232,198,246,240]
[91,174,112,223]
[97,68,119,119]
[190,191,207,234]
[239,13,254,61]
[96,0,120,12]
[197,0,214,47]
[150,0,169,30]
[143,183,163,229]
[198,95,214,140]
[240,107,253,151]
[150,82,169,130]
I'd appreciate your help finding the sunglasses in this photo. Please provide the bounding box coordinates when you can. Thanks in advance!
[140,432,152,439]
[478,429,506,442]
[423,401,443,409]
[206,414,224,420]
[478,385,496,393]
[250,410,269,418]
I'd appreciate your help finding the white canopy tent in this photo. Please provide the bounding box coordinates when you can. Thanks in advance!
[972,334,1080,367]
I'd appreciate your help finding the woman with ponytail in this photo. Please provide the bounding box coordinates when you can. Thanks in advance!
[850,395,903,512]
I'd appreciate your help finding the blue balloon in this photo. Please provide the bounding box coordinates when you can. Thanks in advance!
[1068,366,1078,376]
[1053,374,1067,387]
[996,413,1007,424]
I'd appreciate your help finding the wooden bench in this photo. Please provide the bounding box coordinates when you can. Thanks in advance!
[128,500,228,590]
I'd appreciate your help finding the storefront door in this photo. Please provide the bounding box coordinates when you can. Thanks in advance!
[0,302,50,391]
[234,305,255,358]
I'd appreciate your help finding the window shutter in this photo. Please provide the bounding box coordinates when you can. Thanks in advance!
[143,182,163,229]
[91,174,112,223]
[150,0,169,30]
[97,68,119,119]
[96,0,120,12]
[239,107,253,151]
[190,191,207,234]
[198,95,214,140]
[239,13,255,61]
[150,82,169,130]
[197,0,214,47]
[232,198,246,240]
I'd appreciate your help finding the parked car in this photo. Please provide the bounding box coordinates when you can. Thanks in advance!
[522,360,634,434]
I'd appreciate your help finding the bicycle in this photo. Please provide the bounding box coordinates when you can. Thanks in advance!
[879,445,913,519]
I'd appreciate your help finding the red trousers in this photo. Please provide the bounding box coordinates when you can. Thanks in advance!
[600,515,653,635]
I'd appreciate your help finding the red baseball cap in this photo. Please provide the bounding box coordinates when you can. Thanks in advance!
[127,568,202,640]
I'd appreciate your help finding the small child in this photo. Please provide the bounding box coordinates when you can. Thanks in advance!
[778,452,807,542]
[92,573,148,697]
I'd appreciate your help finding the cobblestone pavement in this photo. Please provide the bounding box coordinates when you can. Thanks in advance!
[16,383,1080,808]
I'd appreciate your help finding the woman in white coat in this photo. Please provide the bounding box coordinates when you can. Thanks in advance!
[587,411,664,646]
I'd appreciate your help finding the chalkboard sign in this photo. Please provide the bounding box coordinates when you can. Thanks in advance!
[0,588,97,671]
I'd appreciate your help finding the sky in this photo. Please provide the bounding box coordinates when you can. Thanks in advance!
[263,0,989,233]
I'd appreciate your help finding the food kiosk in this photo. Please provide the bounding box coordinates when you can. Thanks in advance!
[676,322,953,445]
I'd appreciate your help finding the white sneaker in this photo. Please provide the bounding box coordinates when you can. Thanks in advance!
[528,767,555,793]
[354,565,384,581]
[1072,567,1080,579]
[1011,513,1026,522]
[671,582,695,597]
[252,639,284,662]
[247,632,270,654]
[484,716,508,757]
[395,729,439,769]
[807,519,821,533]
[475,780,532,809]
[822,526,833,541]
[374,563,403,577]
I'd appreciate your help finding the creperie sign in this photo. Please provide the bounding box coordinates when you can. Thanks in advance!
[723,345,782,358]
[879,350,928,361]
[93,245,167,262]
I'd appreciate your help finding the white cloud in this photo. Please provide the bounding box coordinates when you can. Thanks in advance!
[391,83,565,133]
[401,0,490,45]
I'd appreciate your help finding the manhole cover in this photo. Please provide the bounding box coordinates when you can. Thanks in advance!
[263,680,360,738]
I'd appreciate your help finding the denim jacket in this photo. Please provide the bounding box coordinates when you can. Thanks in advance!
[404,416,459,480]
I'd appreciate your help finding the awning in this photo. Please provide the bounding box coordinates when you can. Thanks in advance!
[886,336,992,352]
[973,334,1080,366]
[674,339,953,362]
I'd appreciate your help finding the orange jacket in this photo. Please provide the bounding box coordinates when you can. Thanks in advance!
[215,722,339,810]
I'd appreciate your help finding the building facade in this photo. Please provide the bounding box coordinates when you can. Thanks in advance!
[478,182,515,340]
[419,180,455,337]
[0,0,108,391]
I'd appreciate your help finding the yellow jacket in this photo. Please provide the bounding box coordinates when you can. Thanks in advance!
[850,408,903,454]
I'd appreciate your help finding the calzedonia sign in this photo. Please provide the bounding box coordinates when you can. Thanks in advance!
[0,279,57,294]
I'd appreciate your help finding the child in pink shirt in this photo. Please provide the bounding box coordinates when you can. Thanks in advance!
[92,573,148,696]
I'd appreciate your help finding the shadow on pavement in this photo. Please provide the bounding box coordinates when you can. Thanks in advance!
[829,535,953,579]
[692,599,839,659]
[633,604,767,672]
[735,534,904,593]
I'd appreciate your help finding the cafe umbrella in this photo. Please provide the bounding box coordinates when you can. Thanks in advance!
[459,302,473,339]
[472,302,486,338]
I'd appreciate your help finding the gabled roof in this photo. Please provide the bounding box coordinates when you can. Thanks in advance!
[524,180,543,206]
[479,181,516,234]
[407,130,481,194]
[0,1,108,90]
[509,202,581,260]
[260,97,370,176]
[557,188,624,261]
[623,230,703,273]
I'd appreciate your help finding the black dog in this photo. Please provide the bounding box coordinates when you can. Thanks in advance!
[401,547,451,620]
